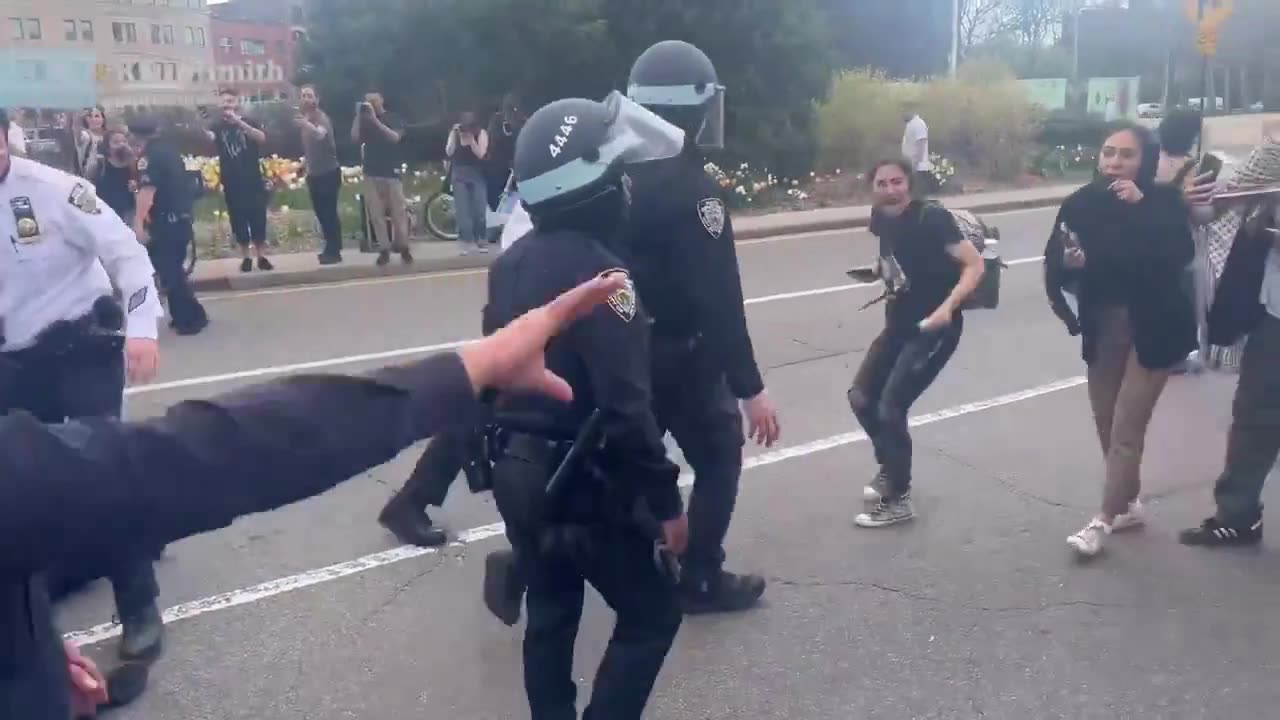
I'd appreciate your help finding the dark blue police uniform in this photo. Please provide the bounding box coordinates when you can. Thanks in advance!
[137,129,208,334]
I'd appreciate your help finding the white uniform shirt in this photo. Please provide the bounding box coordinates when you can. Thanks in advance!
[0,157,162,351]
[500,203,534,251]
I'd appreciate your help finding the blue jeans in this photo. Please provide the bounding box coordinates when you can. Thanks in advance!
[453,165,488,248]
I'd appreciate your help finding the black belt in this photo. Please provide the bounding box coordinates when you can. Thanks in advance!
[152,211,193,224]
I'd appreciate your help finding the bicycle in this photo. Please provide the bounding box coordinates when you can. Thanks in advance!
[422,171,517,242]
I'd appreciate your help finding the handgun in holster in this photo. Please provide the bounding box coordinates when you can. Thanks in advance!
[28,296,127,362]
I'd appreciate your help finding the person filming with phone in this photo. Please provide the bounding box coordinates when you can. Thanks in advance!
[445,111,490,255]
[1045,123,1199,558]
[352,93,412,266]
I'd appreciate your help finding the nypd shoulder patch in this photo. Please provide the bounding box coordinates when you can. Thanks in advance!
[68,183,101,215]
[599,268,637,323]
[697,198,725,239]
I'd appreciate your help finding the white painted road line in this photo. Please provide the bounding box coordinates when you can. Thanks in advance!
[71,374,1086,647]
[127,255,1046,397]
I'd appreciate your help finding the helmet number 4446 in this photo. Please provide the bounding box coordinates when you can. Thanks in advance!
[548,115,579,158]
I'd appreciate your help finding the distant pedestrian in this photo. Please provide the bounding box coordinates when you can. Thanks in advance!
[296,85,343,265]
[901,101,934,195]
[95,127,138,226]
[74,105,107,179]
[352,92,412,266]
[207,89,274,273]
[446,111,490,255]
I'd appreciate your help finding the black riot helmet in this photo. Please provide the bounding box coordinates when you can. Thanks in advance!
[514,92,685,233]
[627,40,725,151]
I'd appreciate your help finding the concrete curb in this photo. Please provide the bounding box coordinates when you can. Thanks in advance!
[191,191,1070,293]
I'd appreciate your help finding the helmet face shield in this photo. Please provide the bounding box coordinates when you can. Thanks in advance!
[626,82,725,150]
[517,92,684,207]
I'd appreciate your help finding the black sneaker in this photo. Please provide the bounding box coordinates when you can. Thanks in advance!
[398,246,414,264]
[318,253,343,265]
[257,256,274,271]
[855,492,914,528]
[1179,517,1263,547]
[376,250,391,266]
[239,257,253,273]
[377,493,446,548]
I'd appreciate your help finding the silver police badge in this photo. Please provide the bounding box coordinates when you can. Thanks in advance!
[602,268,637,323]
[697,198,725,239]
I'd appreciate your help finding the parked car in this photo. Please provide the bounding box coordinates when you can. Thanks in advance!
[1138,102,1164,119]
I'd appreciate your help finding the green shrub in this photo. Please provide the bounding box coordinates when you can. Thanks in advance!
[815,61,1038,183]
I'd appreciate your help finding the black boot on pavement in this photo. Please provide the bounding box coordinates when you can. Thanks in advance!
[1179,517,1263,547]
[679,569,766,615]
[99,661,151,712]
[377,492,447,547]
[118,603,164,662]
[482,549,525,626]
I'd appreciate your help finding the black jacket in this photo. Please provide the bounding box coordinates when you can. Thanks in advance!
[1044,181,1197,370]
[625,153,765,400]
[0,353,480,719]
[1208,214,1274,347]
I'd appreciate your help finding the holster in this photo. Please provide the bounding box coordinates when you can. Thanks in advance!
[25,296,126,364]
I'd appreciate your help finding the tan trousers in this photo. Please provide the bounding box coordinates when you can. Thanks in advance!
[1086,307,1172,519]
[363,176,409,251]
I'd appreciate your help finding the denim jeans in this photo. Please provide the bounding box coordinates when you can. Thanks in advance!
[452,165,488,249]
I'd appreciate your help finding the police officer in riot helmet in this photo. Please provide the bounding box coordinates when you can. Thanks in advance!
[482,93,688,720]
[625,39,780,614]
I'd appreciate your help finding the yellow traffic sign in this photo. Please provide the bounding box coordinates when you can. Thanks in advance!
[1196,29,1218,56]
[1185,0,1234,26]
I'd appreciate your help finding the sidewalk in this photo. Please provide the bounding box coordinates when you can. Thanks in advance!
[190,184,1076,292]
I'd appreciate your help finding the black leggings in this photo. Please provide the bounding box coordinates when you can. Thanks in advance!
[847,318,963,497]
[225,191,268,247]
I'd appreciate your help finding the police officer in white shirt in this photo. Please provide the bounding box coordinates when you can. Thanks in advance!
[0,109,168,664]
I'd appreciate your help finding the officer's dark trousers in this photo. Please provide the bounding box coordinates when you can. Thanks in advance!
[150,216,208,332]
[519,526,681,720]
[2,347,160,619]
[652,341,745,580]
[399,429,468,509]
[848,319,964,497]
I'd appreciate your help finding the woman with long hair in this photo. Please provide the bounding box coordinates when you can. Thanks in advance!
[1045,123,1198,557]
[75,105,107,178]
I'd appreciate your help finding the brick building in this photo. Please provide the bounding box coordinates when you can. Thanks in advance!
[210,0,305,104]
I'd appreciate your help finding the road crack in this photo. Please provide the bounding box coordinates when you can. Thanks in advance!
[770,576,1135,615]
[924,444,1085,511]
[359,551,451,623]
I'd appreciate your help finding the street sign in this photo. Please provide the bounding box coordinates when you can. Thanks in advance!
[1196,29,1218,56]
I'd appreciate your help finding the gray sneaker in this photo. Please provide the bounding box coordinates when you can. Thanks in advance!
[855,493,914,528]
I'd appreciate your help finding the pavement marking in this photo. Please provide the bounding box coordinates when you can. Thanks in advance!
[72,374,1086,647]
[129,255,1046,397]
[203,205,1057,301]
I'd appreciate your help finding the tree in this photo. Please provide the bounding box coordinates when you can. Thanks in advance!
[958,0,1007,60]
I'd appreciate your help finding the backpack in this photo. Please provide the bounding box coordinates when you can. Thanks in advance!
[921,202,1005,310]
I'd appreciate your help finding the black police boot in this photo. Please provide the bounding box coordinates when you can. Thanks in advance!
[482,549,525,626]
[100,661,151,712]
[118,603,164,662]
[377,492,447,547]
[679,569,766,615]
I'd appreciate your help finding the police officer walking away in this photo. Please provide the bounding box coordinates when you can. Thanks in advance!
[625,40,781,614]
[485,93,689,719]
[0,109,168,663]
[131,117,209,335]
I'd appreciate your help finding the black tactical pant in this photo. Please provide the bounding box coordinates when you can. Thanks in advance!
[651,340,745,581]
[848,318,964,497]
[397,429,469,509]
[149,215,207,333]
[518,524,681,720]
[1,346,160,618]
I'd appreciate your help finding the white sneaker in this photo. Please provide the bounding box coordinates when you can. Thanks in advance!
[1111,500,1146,532]
[1067,518,1111,557]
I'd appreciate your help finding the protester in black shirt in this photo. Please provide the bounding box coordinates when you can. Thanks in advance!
[96,129,137,225]
[849,158,985,528]
[207,89,273,273]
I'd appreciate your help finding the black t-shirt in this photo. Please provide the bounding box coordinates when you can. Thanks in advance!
[361,112,405,178]
[96,161,136,218]
[138,138,194,217]
[871,201,963,328]
[211,118,265,197]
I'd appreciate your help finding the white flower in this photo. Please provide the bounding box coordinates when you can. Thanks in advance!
[835,168,842,175]
[735,185,746,195]
[279,205,290,213]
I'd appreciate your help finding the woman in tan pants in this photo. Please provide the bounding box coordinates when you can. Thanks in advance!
[1044,124,1199,557]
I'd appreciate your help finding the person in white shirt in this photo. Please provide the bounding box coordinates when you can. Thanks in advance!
[6,116,26,158]
[901,102,933,193]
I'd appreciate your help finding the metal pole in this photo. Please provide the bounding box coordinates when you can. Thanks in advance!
[1072,7,1081,82]
[950,0,960,76]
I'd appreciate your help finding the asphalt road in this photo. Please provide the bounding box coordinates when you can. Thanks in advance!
[59,205,1280,720]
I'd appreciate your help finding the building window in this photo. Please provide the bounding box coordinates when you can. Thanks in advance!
[24,19,40,40]
[16,60,47,82]
[163,25,174,44]
[240,39,266,56]
[64,19,78,41]
[185,26,194,44]
[81,20,94,41]
[218,37,231,52]
[197,28,206,47]
[150,24,159,44]
[12,18,40,40]
[113,22,137,43]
